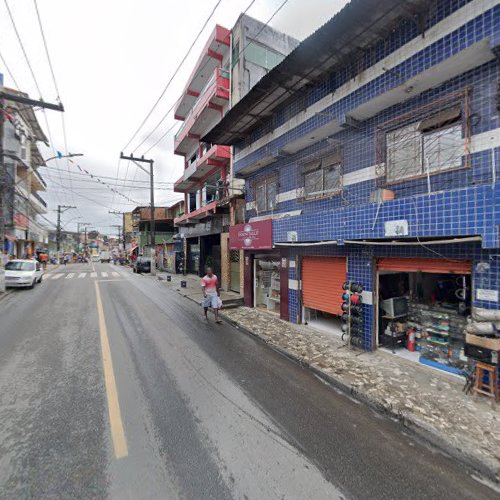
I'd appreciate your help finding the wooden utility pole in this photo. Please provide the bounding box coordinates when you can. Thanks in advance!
[56,205,76,253]
[109,210,127,252]
[119,153,156,275]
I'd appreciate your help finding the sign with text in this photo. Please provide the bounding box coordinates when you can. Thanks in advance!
[230,220,272,250]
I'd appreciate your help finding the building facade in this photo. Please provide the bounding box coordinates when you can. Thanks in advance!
[205,0,500,372]
[2,86,49,258]
[173,15,298,291]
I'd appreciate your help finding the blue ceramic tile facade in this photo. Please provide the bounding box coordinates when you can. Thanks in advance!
[236,0,500,350]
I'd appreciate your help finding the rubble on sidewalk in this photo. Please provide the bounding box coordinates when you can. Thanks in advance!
[221,307,500,481]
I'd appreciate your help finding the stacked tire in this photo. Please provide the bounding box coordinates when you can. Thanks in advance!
[341,282,364,348]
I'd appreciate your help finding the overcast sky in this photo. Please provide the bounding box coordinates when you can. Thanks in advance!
[0,0,347,235]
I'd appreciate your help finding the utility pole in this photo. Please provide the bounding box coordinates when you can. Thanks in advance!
[55,205,76,255]
[110,224,122,252]
[109,210,127,253]
[120,153,156,275]
[0,92,64,266]
[77,222,90,255]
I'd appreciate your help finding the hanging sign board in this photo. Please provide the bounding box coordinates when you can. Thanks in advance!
[230,220,272,250]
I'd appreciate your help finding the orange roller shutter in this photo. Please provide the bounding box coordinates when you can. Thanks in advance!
[376,258,471,274]
[302,257,346,315]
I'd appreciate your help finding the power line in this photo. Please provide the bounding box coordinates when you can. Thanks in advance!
[32,0,80,214]
[33,0,60,99]
[4,0,43,97]
[137,0,264,155]
[0,48,20,88]
[121,0,224,153]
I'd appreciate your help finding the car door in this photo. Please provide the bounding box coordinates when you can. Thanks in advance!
[35,261,42,281]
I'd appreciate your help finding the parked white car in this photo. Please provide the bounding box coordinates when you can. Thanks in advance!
[5,259,43,288]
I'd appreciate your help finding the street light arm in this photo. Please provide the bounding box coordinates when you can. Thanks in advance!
[43,153,84,163]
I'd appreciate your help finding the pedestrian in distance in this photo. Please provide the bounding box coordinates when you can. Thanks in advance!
[201,266,222,323]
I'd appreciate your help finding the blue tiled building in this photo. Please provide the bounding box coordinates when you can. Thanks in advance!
[205,0,500,357]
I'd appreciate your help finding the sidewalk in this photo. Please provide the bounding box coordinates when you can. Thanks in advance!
[156,271,243,307]
[153,272,500,481]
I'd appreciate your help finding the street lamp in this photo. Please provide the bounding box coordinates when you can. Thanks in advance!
[43,152,84,163]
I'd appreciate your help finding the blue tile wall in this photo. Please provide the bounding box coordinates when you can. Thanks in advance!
[237,4,499,176]
[287,243,500,351]
[237,0,500,350]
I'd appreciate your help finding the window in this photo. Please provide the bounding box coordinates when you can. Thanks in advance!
[255,179,277,213]
[303,153,342,199]
[386,106,463,182]
[245,42,285,71]
[232,41,240,68]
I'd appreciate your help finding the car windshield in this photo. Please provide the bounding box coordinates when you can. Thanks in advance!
[6,261,35,271]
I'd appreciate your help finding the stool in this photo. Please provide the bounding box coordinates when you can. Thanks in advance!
[473,362,499,402]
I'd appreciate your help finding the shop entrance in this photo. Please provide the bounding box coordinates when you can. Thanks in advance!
[230,249,241,293]
[302,257,346,337]
[254,256,281,314]
[187,237,200,275]
[376,257,471,374]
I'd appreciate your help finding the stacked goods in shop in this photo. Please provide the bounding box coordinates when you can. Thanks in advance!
[341,282,364,348]
[408,301,467,369]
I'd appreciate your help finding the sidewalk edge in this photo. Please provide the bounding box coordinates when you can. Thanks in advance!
[219,310,500,485]
[153,274,500,484]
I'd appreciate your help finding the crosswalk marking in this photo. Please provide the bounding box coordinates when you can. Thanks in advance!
[47,270,125,281]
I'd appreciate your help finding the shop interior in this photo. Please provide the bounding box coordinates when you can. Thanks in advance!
[378,271,470,374]
[254,257,281,314]
[303,308,342,338]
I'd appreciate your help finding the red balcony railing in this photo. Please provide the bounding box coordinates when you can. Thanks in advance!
[174,68,229,154]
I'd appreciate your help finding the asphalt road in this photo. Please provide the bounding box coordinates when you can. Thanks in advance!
[0,262,497,499]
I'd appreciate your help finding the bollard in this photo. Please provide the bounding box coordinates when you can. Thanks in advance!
[180,280,187,288]
[167,275,171,282]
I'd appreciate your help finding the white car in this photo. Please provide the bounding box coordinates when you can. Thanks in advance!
[5,259,43,288]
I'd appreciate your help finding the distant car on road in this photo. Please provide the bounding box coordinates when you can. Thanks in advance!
[100,251,111,263]
[132,256,151,274]
[5,259,43,288]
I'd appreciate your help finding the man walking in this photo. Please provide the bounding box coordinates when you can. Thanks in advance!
[201,267,222,323]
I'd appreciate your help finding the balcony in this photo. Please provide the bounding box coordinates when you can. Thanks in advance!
[174,200,219,226]
[32,168,47,191]
[174,67,229,156]
[174,25,230,120]
[174,144,230,192]
[30,192,47,213]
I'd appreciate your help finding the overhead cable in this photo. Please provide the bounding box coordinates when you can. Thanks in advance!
[121,0,224,153]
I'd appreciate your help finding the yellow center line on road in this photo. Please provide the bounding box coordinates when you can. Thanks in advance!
[94,281,128,459]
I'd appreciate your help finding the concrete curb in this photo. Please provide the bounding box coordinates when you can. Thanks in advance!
[0,289,13,303]
[219,311,500,484]
[154,273,500,483]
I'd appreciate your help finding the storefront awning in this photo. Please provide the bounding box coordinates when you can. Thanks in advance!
[344,236,481,246]
[275,240,338,247]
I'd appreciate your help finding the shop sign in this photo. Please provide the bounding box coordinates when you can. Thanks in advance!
[230,220,272,250]
[14,212,29,229]
[384,220,408,237]
[476,289,498,302]
[287,231,298,242]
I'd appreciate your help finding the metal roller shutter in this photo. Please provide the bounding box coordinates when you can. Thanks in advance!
[377,258,471,274]
[302,257,346,315]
